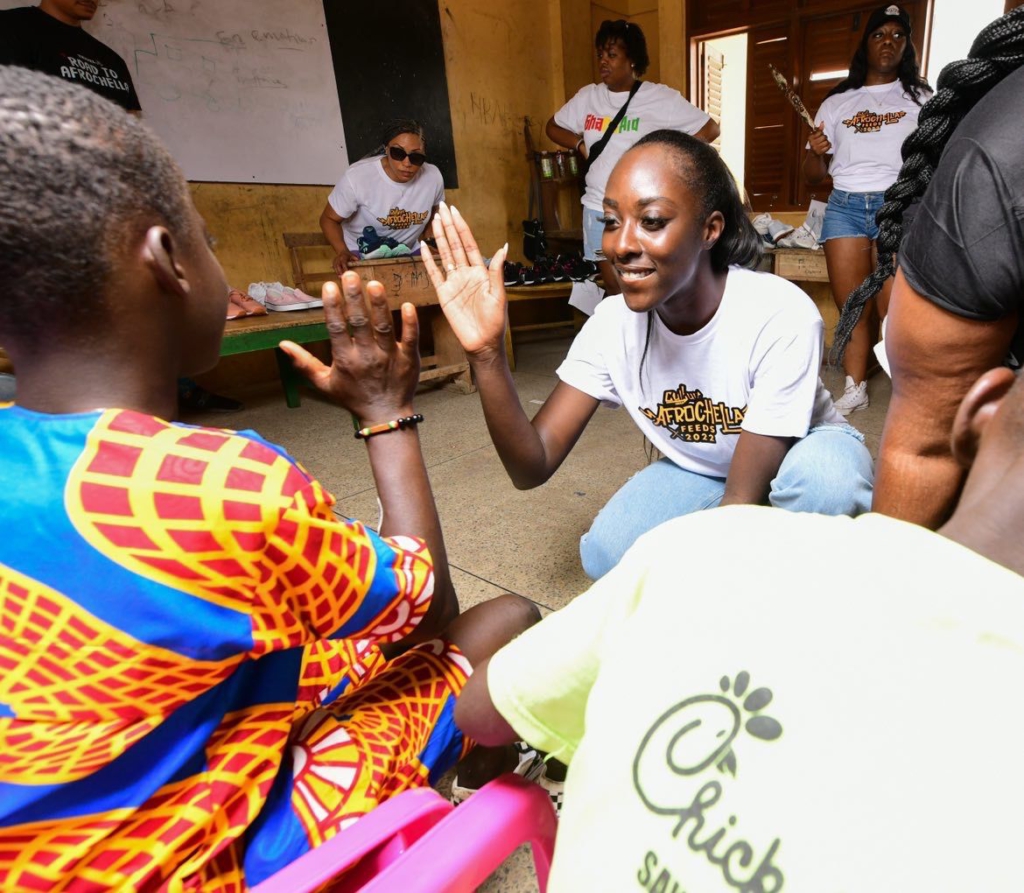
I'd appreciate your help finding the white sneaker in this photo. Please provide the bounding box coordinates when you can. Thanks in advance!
[775,224,819,250]
[834,375,869,415]
[751,213,772,235]
[767,219,795,244]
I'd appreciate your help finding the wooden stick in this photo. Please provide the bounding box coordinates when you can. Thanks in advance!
[768,64,817,130]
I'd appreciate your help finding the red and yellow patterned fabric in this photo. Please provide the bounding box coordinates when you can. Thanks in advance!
[0,406,469,890]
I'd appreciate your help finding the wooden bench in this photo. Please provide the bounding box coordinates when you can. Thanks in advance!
[222,240,472,407]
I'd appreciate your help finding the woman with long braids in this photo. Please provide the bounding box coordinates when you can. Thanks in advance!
[804,4,929,415]
[835,3,1024,527]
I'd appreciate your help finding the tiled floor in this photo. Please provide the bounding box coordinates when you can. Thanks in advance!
[186,331,892,890]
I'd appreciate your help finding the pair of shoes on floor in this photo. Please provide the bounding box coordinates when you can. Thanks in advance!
[247,281,323,312]
[178,380,243,414]
[774,223,819,250]
[834,375,869,415]
[450,742,565,817]
[226,287,268,320]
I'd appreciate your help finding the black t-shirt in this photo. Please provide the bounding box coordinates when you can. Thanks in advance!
[900,65,1024,366]
[0,6,141,111]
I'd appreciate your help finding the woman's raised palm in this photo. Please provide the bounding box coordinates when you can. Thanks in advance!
[421,204,510,358]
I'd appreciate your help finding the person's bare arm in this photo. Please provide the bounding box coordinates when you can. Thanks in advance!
[694,117,721,144]
[803,122,832,184]
[319,202,354,275]
[874,269,1017,527]
[423,203,600,488]
[720,431,796,506]
[454,657,519,746]
[280,274,457,647]
[546,116,586,156]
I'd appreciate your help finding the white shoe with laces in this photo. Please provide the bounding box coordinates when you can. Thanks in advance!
[775,224,819,250]
[834,375,869,415]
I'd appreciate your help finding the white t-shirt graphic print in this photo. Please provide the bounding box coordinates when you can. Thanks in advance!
[556,268,843,478]
[327,156,445,251]
[811,84,926,192]
[554,81,711,211]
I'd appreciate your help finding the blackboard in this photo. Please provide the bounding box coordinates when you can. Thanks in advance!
[0,0,348,184]
[324,0,458,187]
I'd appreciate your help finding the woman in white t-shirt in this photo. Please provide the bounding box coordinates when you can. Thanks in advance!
[319,119,445,274]
[803,4,930,415]
[546,19,719,287]
[424,130,873,580]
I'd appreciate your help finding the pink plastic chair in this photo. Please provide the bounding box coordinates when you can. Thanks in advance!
[251,773,558,893]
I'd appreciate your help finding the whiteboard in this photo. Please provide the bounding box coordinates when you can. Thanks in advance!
[0,0,348,184]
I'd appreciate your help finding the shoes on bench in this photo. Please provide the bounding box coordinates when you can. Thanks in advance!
[247,281,324,312]
[227,288,267,319]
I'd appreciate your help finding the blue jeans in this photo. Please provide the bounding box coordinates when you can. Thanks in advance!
[582,206,606,261]
[579,424,874,579]
[820,189,886,242]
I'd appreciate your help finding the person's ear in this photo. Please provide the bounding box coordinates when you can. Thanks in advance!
[951,367,1017,468]
[703,210,725,252]
[141,226,190,298]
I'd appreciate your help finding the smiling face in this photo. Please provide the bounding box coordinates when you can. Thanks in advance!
[381,131,426,184]
[40,0,98,25]
[865,20,908,77]
[601,145,724,330]
[597,39,635,92]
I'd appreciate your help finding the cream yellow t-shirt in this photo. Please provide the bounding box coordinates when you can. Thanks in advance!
[488,506,1024,892]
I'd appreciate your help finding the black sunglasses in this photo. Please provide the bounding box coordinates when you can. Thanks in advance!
[388,145,426,166]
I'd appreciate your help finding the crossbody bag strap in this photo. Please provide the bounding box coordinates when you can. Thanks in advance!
[586,80,642,168]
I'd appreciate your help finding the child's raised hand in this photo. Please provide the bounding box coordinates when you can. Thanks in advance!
[279,273,420,424]
[421,203,509,360]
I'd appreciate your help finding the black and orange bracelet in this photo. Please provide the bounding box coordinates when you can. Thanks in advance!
[353,414,424,440]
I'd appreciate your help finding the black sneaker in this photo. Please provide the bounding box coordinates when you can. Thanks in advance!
[179,381,243,413]
[566,257,598,282]
[521,265,538,286]
[503,261,524,287]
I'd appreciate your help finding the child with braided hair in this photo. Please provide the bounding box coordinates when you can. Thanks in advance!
[833,3,1024,527]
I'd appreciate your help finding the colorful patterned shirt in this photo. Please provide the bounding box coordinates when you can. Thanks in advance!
[0,405,465,890]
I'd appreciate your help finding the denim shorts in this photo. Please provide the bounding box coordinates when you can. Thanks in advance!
[820,189,886,242]
[582,206,606,261]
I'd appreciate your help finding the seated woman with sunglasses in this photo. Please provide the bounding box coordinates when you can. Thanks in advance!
[320,119,445,274]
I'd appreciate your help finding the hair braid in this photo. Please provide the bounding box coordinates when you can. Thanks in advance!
[832,7,1024,361]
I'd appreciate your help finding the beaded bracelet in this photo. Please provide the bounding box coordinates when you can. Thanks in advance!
[353,414,424,440]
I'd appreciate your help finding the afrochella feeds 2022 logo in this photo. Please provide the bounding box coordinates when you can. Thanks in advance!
[632,671,785,892]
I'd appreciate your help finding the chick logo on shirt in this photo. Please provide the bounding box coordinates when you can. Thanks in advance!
[640,384,745,443]
[633,671,785,892]
[842,109,907,134]
[376,207,429,230]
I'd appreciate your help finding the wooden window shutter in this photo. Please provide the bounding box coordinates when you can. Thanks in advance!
[701,44,724,152]
[744,24,792,209]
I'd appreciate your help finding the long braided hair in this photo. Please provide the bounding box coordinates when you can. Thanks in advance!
[833,7,1024,359]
